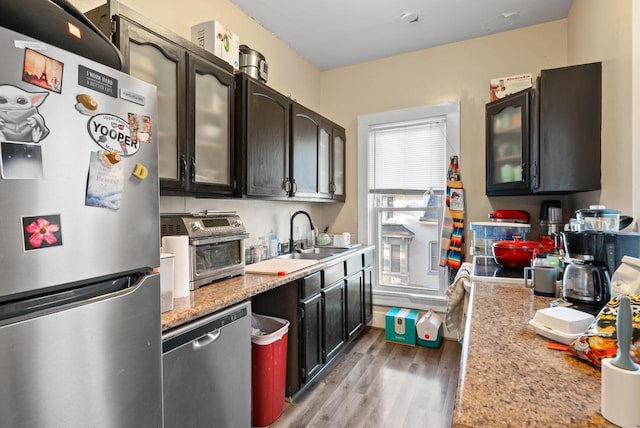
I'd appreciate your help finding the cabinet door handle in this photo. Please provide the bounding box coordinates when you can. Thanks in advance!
[190,156,196,183]
[530,160,537,187]
[329,182,335,194]
[283,178,291,193]
[179,155,187,183]
[292,180,297,196]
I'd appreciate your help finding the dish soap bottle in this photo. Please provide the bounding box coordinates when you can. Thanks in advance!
[269,230,279,258]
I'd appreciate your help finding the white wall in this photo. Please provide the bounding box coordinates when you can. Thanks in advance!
[320,20,569,237]
[566,0,634,223]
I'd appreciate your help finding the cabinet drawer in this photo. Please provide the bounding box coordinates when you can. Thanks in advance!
[363,250,374,268]
[323,262,345,286]
[345,254,362,276]
[300,272,322,299]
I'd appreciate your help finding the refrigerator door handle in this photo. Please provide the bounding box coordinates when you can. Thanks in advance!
[193,330,221,349]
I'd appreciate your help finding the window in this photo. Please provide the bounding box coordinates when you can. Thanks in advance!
[357,102,460,311]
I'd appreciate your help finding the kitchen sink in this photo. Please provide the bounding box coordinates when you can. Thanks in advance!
[279,247,346,261]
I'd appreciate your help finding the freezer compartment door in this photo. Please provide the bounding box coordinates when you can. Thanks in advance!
[0,274,162,428]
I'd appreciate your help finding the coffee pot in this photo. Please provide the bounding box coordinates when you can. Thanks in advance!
[562,260,611,309]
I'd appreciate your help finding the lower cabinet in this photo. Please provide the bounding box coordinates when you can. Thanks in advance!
[322,279,346,362]
[345,272,364,341]
[252,248,375,397]
[364,266,373,324]
[300,292,322,383]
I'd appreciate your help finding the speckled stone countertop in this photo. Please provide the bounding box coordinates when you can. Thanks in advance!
[161,245,373,331]
[452,281,617,428]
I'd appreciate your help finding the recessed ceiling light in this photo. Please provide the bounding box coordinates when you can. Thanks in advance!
[400,11,419,24]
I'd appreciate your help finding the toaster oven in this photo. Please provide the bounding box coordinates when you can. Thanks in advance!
[160,212,250,290]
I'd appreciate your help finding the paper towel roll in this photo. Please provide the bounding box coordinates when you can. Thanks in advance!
[161,236,190,298]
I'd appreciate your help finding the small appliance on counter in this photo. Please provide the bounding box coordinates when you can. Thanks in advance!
[539,199,564,237]
[488,209,531,223]
[562,229,640,277]
[562,261,611,314]
[160,212,250,290]
[470,221,530,257]
[561,226,614,313]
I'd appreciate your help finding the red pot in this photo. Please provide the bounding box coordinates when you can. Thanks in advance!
[491,236,555,268]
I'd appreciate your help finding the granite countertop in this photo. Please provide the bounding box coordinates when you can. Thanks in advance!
[161,245,373,331]
[452,281,617,428]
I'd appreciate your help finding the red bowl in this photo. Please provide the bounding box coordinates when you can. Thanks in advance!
[491,237,554,268]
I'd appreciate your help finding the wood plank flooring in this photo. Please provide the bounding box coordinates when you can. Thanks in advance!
[269,328,462,428]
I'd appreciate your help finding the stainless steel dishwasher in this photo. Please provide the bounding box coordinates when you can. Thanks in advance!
[162,300,251,427]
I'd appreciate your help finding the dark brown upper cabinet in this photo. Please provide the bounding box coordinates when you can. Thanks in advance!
[236,74,291,198]
[291,103,332,199]
[486,62,601,196]
[236,75,346,201]
[87,3,236,197]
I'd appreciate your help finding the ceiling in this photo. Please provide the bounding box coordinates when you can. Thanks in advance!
[229,0,573,71]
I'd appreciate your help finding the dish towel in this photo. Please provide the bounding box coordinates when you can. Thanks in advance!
[439,180,465,269]
[445,262,473,343]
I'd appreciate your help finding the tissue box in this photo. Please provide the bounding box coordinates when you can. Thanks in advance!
[191,21,239,69]
[385,307,419,345]
[490,73,532,101]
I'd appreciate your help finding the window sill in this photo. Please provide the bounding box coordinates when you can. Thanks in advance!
[372,289,447,312]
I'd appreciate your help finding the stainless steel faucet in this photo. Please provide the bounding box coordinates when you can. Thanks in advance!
[289,210,316,253]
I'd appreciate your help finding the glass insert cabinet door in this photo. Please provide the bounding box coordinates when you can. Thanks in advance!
[193,63,230,187]
[491,105,522,184]
[129,37,182,183]
[485,89,531,195]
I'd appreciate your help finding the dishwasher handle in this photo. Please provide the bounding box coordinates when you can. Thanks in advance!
[193,330,221,349]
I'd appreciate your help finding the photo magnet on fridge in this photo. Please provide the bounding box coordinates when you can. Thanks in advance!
[22,48,63,94]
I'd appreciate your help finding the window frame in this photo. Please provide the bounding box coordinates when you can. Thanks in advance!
[357,102,460,311]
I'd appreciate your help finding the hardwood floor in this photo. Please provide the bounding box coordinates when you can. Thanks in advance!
[269,328,462,428]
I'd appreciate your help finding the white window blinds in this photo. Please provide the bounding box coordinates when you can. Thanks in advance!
[368,118,446,192]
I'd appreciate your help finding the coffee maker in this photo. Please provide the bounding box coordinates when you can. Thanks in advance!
[561,230,608,313]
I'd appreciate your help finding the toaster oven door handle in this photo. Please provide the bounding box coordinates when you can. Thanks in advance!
[191,233,251,246]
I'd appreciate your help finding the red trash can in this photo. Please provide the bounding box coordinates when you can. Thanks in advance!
[251,313,289,427]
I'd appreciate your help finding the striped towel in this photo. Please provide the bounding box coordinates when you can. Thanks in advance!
[440,181,464,269]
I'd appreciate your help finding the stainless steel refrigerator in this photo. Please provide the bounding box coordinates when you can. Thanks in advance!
[0,6,162,427]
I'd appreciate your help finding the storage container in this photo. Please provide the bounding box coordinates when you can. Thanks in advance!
[528,307,594,344]
[190,21,240,69]
[385,307,419,345]
[251,313,289,427]
[416,309,443,348]
[470,221,530,257]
